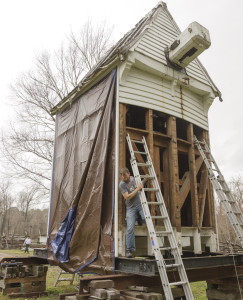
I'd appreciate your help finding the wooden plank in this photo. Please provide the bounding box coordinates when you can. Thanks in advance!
[153,146,161,221]
[162,148,169,213]
[177,142,189,154]
[145,109,154,160]
[88,280,114,289]
[153,135,170,148]
[187,124,199,227]
[1,275,47,284]
[145,109,155,217]
[209,278,243,287]
[120,290,144,299]
[187,266,243,282]
[203,131,215,228]
[59,293,78,300]
[8,292,48,299]
[119,103,127,232]
[206,288,241,300]
[79,274,162,294]
[198,166,208,227]
[166,116,180,229]
[154,147,161,185]
[179,156,203,209]
[76,294,90,300]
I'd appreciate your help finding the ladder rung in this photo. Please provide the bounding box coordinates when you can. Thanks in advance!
[143,188,159,192]
[160,246,176,251]
[58,278,74,281]
[147,202,161,205]
[133,151,147,155]
[169,281,186,286]
[218,179,224,183]
[156,231,172,236]
[140,175,155,179]
[131,139,143,144]
[151,216,167,220]
[137,163,151,167]
[166,263,181,269]
[217,189,230,194]
[194,139,205,144]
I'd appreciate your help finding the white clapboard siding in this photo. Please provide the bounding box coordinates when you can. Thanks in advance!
[134,7,212,87]
[119,67,208,129]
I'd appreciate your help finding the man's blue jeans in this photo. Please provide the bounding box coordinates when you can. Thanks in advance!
[126,204,145,251]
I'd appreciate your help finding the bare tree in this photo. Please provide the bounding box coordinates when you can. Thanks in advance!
[230,175,243,208]
[17,185,42,235]
[0,181,13,246]
[1,21,113,196]
[217,175,243,252]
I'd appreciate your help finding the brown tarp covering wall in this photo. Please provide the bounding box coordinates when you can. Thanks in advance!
[48,70,116,272]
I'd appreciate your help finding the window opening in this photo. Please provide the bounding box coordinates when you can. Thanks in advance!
[153,112,167,134]
[181,192,192,226]
[126,105,146,130]
[178,152,189,179]
[194,125,204,140]
[176,118,188,140]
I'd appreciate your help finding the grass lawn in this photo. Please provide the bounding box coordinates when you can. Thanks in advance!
[0,249,207,299]
[191,281,207,300]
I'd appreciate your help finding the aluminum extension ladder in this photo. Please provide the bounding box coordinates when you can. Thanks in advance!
[194,136,243,247]
[54,268,76,286]
[126,134,194,300]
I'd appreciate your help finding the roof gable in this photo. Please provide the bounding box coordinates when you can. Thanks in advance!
[132,5,218,89]
[52,1,220,114]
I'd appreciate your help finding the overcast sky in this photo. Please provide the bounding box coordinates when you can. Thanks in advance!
[0,0,242,181]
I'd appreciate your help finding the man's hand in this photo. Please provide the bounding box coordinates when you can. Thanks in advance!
[137,184,143,191]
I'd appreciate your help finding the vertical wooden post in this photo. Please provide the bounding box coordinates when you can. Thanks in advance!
[167,116,180,229]
[145,109,154,160]
[118,103,126,255]
[198,166,208,227]
[145,109,155,216]
[163,148,170,212]
[187,124,199,227]
[203,130,215,229]
[154,147,161,184]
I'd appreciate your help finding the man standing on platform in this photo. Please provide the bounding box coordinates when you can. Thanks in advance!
[119,168,148,258]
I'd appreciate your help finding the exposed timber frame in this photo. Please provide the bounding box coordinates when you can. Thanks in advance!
[118,103,217,256]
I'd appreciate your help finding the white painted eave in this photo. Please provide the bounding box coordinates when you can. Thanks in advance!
[120,51,219,101]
